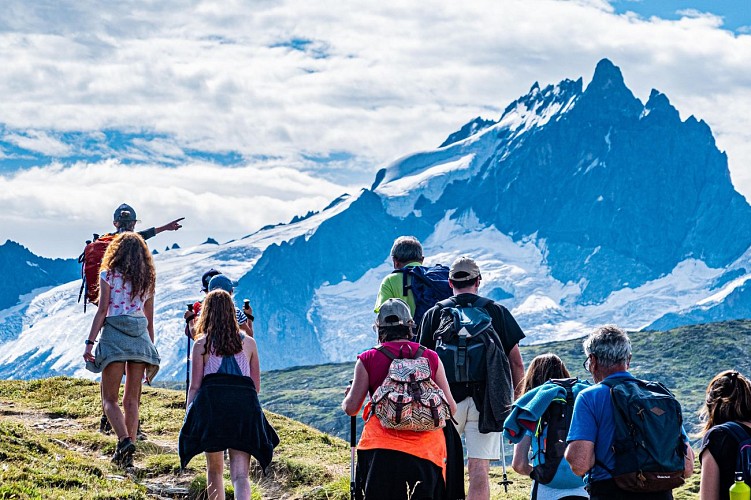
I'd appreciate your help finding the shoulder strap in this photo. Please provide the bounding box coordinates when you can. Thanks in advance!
[374,345,396,361]
[716,422,751,478]
[436,297,457,309]
[471,296,494,309]
[717,421,751,444]
[599,376,638,389]
[376,344,424,360]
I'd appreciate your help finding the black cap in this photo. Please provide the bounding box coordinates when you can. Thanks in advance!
[201,269,222,292]
[113,203,138,223]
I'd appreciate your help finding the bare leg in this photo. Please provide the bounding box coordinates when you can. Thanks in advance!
[101,362,128,440]
[123,362,145,441]
[467,458,490,500]
[228,448,251,500]
[205,451,225,500]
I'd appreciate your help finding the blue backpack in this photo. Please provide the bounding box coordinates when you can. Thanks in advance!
[392,265,452,326]
[713,422,751,486]
[598,377,686,493]
[531,378,588,491]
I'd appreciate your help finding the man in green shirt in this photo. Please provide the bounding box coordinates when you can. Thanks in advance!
[374,236,424,316]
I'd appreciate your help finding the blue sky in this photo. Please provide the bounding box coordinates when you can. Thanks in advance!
[0,0,750,257]
[610,0,750,32]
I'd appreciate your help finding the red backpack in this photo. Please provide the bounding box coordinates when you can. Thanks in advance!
[77,233,116,311]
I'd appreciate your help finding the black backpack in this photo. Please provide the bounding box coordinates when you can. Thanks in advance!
[599,377,686,493]
[530,378,584,489]
[713,422,751,486]
[432,296,497,384]
[392,265,452,327]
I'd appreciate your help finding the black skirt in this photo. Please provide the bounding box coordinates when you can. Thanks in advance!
[178,373,279,471]
[356,448,445,500]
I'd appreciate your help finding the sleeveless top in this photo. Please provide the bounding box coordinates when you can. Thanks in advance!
[101,270,151,317]
[203,335,251,378]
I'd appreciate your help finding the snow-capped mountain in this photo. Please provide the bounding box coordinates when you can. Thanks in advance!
[0,240,78,313]
[2,58,751,379]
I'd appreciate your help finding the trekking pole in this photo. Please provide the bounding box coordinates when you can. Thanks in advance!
[185,304,193,408]
[185,336,191,407]
[499,435,513,493]
[350,415,357,500]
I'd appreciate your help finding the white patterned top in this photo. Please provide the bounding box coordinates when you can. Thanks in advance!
[101,270,151,317]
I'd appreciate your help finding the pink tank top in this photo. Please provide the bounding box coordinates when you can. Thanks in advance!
[204,350,251,378]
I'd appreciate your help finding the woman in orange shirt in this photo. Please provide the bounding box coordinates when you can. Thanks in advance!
[342,298,457,499]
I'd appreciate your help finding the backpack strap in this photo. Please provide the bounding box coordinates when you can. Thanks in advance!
[717,421,751,444]
[436,297,457,309]
[391,266,420,297]
[716,421,751,477]
[374,345,396,361]
[471,296,494,310]
[412,345,426,359]
[375,344,425,360]
[593,376,631,477]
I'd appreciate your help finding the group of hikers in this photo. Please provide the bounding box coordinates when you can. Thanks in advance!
[79,208,751,500]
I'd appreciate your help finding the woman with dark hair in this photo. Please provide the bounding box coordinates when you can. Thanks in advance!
[699,370,751,500]
[179,289,277,500]
[342,298,458,499]
[508,353,588,500]
[83,232,160,468]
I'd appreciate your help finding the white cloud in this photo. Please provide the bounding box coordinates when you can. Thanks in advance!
[3,131,72,156]
[0,159,354,257]
[0,0,750,256]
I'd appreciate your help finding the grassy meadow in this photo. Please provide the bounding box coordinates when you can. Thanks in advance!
[4,319,749,498]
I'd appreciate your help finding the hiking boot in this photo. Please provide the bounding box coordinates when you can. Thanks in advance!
[99,414,112,434]
[112,437,136,468]
[136,422,147,441]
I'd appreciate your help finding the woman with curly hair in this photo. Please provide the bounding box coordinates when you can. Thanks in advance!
[699,370,751,500]
[83,232,160,468]
[179,288,277,500]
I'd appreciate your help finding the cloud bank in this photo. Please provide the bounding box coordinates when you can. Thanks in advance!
[0,0,749,256]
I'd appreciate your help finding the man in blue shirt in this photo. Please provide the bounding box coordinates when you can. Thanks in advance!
[565,325,694,499]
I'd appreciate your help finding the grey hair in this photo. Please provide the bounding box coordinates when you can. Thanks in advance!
[390,236,423,263]
[583,325,632,368]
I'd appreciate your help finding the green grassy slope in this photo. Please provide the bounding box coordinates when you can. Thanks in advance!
[0,377,350,500]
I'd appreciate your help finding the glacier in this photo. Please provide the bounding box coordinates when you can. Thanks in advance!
[2,58,751,378]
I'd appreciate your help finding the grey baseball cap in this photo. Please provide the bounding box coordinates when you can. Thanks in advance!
[376,298,415,327]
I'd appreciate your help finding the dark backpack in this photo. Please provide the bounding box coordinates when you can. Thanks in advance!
[432,296,497,384]
[598,377,686,493]
[713,422,751,486]
[392,265,452,327]
[530,378,587,490]
[77,233,116,312]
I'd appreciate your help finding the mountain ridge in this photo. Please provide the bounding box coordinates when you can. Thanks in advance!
[3,58,751,377]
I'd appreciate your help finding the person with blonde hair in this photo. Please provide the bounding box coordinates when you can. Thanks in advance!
[179,288,277,500]
[699,370,751,500]
[83,232,160,468]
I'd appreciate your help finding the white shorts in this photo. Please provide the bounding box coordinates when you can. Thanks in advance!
[452,397,501,460]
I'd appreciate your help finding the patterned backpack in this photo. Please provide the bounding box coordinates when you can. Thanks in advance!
[370,344,451,432]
